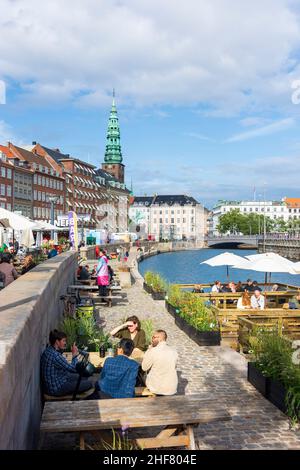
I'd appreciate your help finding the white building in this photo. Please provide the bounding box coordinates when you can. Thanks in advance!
[210,199,291,235]
[129,194,206,241]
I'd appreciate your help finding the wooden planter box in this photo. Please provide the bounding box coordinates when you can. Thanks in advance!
[247,362,269,398]
[143,282,153,294]
[151,291,166,301]
[268,379,287,414]
[174,312,220,346]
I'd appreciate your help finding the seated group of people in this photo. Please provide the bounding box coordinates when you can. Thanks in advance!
[40,315,178,400]
[211,279,265,310]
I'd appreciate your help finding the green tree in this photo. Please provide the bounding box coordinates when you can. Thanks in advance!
[217,209,247,234]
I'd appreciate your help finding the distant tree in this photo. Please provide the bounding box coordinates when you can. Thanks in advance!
[217,209,247,234]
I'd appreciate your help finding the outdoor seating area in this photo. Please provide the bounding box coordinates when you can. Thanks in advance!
[40,395,231,450]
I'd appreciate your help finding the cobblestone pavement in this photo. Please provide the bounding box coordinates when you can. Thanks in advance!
[42,279,300,450]
[97,281,300,450]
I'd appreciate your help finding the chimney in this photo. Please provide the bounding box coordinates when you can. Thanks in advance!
[32,141,37,145]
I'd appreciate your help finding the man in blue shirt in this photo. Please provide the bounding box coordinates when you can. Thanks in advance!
[41,330,93,396]
[98,339,139,398]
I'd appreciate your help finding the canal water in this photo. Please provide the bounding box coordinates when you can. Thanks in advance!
[138,248,300,286]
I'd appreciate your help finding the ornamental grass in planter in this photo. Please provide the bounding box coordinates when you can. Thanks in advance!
[166,284,220,346]
[143,271,167,299]
[248,328,300,422]
[59,315,109,353]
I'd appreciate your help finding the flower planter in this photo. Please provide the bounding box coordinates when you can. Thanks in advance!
[247,362,269,398]
[165,301,177,317]
[268,379,287,414]
[174,312,221,346]
[151,291,166,301]
[192,329,221,346]
[143,282,153,294]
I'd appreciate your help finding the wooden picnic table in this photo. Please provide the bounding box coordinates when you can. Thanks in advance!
[63,350,143,367]
[40,395,231,449]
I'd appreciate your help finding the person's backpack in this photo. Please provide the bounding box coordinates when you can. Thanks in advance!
[0,271,6,289]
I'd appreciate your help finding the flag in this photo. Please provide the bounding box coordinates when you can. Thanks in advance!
[68,211,78,250]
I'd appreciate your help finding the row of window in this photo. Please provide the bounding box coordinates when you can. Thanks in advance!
[33,191,63,205]
[0,184,11,197]
[33,207,64,218]
[153,218,195,224]
[0,167,12,179]
[153,209,194,215]
[0,202,11,210]
[33,174,63,190]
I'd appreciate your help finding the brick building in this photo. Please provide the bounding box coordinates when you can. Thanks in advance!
[0,147,14,212]
[7,143,65,221]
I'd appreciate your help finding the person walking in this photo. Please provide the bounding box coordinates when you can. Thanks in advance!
[96,249,109,301]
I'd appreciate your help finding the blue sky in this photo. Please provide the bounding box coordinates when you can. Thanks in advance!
[1,0,300,208]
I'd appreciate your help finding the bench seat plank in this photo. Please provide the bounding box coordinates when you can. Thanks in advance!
[40,395,231,433]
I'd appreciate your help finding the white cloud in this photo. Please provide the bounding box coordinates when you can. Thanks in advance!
[225,118,295,142]
[1,0,300,113]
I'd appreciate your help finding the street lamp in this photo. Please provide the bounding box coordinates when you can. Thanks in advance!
[263,184,267,252]
[48,195,59,241]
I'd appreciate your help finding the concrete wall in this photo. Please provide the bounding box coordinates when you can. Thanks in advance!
[0,251,78,449]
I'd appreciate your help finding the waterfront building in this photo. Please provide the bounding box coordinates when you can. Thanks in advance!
[210,199,297,235]
[7,143,65,221]
[0,147,14,212]
[129,194,206,241]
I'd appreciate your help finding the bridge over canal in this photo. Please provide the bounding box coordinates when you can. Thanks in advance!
[206,235,261,249]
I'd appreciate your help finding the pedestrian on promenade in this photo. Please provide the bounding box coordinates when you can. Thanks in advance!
[40,330,93,396]
[142,330,178,396]
[96,249,109,300]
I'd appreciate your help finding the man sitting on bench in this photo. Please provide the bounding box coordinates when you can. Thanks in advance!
[142,330,178,396]
[41,330,93,397]
[96,339,139,399]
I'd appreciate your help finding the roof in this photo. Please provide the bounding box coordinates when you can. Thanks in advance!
[131,196,154,206]
[9,144,53,169]
[38,145,71,164]
[153,195,199,206]
[0,145,15,160]
[95,168,119,183]
[284,198,300,208]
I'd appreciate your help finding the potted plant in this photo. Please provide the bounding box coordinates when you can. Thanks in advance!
[247,328,300,421]
[150,274,167,300]
[143,271,155,294]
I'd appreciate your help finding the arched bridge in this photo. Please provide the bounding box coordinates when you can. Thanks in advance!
[206,235,262,248]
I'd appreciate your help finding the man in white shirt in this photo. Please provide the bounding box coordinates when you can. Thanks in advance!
[251,290,265,310]
[141,330,178,396]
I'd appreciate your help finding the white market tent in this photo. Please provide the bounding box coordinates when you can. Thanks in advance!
[0,207,36,230]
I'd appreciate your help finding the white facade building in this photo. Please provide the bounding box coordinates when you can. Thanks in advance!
[129,195,206,241]
[210,199,292,235]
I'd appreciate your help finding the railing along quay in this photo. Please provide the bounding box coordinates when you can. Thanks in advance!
[258,236,300,260]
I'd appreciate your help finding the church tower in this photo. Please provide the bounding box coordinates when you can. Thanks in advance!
[102,91,125,183]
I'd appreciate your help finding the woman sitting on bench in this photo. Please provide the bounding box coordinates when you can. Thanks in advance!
[110,316,147,353]
[40,330,93,397]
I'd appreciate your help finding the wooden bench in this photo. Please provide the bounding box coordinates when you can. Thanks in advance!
[40,395,231,450]
[43,388,95,402]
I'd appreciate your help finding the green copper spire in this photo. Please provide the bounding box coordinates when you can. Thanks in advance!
[104,90,123,164]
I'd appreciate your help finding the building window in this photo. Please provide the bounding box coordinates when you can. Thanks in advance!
[1,167,5,178]
[7,185,11,197]
[0,184,5,196]
[7,169,12,179]
[171,218,174,223]
[6,203,11,211]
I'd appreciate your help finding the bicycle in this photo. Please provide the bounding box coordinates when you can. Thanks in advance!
[60,293,79,318]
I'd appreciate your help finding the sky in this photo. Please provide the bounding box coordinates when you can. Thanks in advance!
[1,0,300,208]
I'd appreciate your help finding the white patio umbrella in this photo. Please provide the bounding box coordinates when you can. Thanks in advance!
[201,251,246,280]
[233,256,298,284]
[0,207,36,230]
[246,252,295,268]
